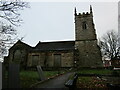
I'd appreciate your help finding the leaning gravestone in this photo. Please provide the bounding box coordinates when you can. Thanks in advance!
[0,62,2,90]
[8,63,20,88]
[37,65,46,81]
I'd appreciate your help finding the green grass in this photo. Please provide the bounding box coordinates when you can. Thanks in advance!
[77,69,112,75]
[44,71,63,78]
[5,70,65,88]
[20,71,39,88]
[20,70,64,88]
[76,69,114,88]
[77,77,107,88]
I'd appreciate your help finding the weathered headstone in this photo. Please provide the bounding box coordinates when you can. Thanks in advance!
[8,63,20,88]
[37,65,46,81]
[0,62,2,90]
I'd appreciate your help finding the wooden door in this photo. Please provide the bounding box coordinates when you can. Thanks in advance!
[54,54,61,67]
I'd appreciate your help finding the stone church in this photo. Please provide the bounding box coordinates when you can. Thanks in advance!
[4,6,103,69]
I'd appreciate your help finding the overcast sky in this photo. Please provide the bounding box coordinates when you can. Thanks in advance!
[17,1,118,46]
[118,1,120,42]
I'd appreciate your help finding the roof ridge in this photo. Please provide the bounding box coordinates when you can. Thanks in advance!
[35,41,75,51]
[39,40,75,43]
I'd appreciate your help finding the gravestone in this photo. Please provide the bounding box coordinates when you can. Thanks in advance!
[8,63,20,88]
[0,62,2,90]
[37,65,46,81]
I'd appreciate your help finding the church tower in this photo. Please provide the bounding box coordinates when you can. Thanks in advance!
[75,6,103,67]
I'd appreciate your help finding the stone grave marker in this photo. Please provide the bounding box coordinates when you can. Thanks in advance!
[37,65,46,81]
[8,63,20,88]
[0,62,2,90]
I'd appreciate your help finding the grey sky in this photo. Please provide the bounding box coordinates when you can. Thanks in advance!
[119,1,120,43]
[17,2,118,46]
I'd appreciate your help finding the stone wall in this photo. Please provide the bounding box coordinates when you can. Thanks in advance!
[9,48,28,69]
[75,14,96,41]
[61,52,74,67]
[27,51,74,68]
[75,40,103,67]
[4,40,31,69]
[75,8,103,68]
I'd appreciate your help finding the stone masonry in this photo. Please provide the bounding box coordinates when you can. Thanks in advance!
[74,6,103,67]
[4,6,103,69]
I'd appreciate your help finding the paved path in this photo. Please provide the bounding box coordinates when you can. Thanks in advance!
[35,72,74,88]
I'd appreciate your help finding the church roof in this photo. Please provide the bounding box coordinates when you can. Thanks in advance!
[9,40,32,51]
[34,41,75,51]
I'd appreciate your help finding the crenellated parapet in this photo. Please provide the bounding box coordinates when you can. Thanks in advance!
[75,5,93,17]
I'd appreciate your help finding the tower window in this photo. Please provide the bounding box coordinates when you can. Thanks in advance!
[82,21,87,30]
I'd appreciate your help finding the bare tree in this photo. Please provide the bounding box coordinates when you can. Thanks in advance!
[0,0,29,26]
[0,22,17,60]
[0,0,29,61]
[99,30,120,60]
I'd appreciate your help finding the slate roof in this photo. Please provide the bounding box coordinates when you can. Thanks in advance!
[34,41,75,51]
[10,40,33,50]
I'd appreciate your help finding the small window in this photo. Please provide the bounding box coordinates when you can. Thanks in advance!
[82,21,87,30]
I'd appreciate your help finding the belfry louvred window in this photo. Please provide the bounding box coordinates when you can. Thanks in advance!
[82,21,87,30]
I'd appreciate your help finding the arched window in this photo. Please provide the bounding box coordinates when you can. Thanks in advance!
[82,21,87,30]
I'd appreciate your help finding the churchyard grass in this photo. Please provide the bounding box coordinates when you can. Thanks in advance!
[20,71,38,88]
[77,69,112,75]
[76,69,116,88]
[76,76,107,88]
[20,70,64,88]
